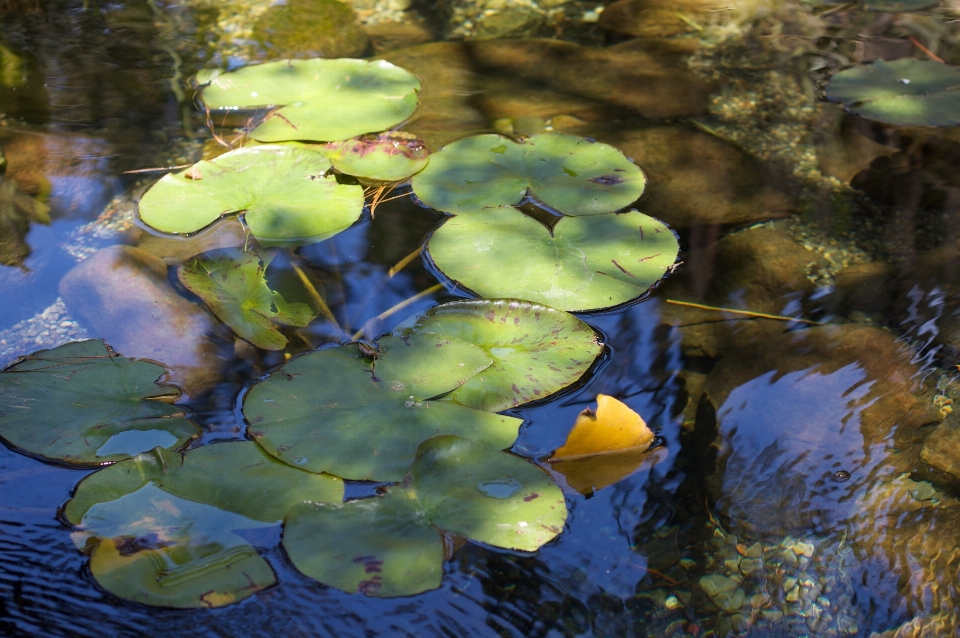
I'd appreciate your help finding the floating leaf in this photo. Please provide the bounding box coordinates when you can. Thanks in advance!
[243,333,523,481]
[547,395,659,495]
[824,59,960,127]
[283,435,567,597]
[138,145,363,245]
[425,207,678,312]
[64,442,343,608]
[178,248,316,350]
[550,394,655,460]
[0,340,200,467]
[198,58,421,143]
[411,133,645,216]
[401,299,603,411]
[321,132,429,182]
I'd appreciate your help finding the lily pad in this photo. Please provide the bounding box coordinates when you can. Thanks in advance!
[283,435,567,597]
[321,132,429,182]
[410,133,645,216]
[425,207,679,312]
[824,59,960,127]
[178,248,316,350]
[65,442,343,608]
[138,144,364,245]
[401,299,603,411]
[243,333,524,482]
[0,340,200,467]
[198,58,421,143]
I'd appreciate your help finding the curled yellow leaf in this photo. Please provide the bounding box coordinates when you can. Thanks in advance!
[549,394,654,461]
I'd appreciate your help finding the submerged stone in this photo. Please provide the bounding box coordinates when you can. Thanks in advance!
[252,0,369,60]
[920,414,960,485]
[58,246,225,397]
[695,324,939,541]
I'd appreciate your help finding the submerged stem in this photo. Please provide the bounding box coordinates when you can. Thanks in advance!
[664,299,822,326]
[351,283,444,340]
[285,250,345,337]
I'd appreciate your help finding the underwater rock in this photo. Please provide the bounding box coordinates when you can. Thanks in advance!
[599,0,713,37]
[816,113,900,185]
[363,22,433,53]
[695,324,939,541]
[378,42,487,149]
[919,414,960,485]
[850,476,960,638]
[894,238,960,357]
[134,222,247,266]
[58,245,225,397]
[474,75,619,124]
[252,0,369,60]
[473,8,543,40]
[698,574,744,613]
[467,39,714,119]
[595,124,794,228]
[825,261,896,317]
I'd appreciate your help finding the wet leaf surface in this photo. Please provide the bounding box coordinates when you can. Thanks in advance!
[400,298,602,411]
[426,207,679,312]
[178,248,316,350]
[243,333,522,481]
[198,58,421,143]
[138,144,363,245]
[411,133,645,216]
[64,442,343,608]
[0,340,200,466]
[283,435,567,597]
[824,59,960,127]
[321,132,429,182]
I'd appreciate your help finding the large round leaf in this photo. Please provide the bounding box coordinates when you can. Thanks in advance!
[138,145,364,245]
[321,132,429,182]
[282,435,567,597]
[425,207,679,312]
[243,334,523,481]
[411,133,645,216]
[824,59,960,127]
[0,340,200,467]
[65,443,342,608]
[178,248,316,350]
[198,58,421,143]
[402,299,603,411]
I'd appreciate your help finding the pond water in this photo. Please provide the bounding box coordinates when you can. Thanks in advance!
[2,0,960,636]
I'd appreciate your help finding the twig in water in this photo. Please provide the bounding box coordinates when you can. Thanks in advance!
[664,299,822,325]
[351,283,444,340]
[285,250,345,338]
[122,164,192,174]
[908,36,944,63]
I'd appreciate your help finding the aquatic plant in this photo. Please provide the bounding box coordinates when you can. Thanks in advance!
[283,435,566,597]
[0,340,200,466]
[824,58,960,127]
[411,133,646,216]
[64,442,343,608]
[196,58,421,143]
[321,131,429,182]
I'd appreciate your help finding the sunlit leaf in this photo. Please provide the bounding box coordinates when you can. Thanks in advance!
[198,58,421,143]
[283,435,567,597]
[824,59,960,127]
[425,207,679,312]
[400,298,603,411]
[243,334,523,481]
[411,133,645,216]
[321,132,429,182]
[178,248,316,350]
[64,442,343,608]
[138,144,364,245]
[0,340,200,467]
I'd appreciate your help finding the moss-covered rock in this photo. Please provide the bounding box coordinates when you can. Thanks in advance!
[252,0,369,60]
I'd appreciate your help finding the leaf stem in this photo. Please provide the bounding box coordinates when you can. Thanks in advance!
[351,283,444,340]
[285,250,345,337]
[388,246,423,278]
[664,299,822,325]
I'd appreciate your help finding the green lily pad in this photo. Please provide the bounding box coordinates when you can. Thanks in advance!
[410,133,645,216]
[178,248,316,350]
[283,435,567,597]
[425,207,679,312]
[198,58,421,143]
[243,333,524,481]
[401,299,603,411]
[65,442,343,608]
[824,59,960,127]
[138,144,364,245]
[0,340,200,467]
[321,132,429,182]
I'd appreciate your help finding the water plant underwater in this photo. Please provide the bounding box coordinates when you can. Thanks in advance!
[0,56,679,606]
